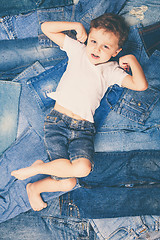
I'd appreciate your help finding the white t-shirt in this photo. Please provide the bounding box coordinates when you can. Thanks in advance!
[48,35,128,123]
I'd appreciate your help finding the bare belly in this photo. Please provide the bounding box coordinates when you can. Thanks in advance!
[54,102,86,121]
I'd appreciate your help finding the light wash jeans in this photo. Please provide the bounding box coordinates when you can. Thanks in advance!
[119,0,160,26]
[91,216,160,239]
[0,81,21,155]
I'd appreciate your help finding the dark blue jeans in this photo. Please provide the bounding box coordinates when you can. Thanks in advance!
[138,21,160,57]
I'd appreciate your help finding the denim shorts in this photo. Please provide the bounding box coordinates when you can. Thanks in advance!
[44,109,96,178]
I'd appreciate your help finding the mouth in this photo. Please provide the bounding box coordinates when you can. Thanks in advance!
[91,53,100,59]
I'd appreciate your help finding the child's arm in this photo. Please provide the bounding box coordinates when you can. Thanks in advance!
[120,54,148,91]
[41,21,87,48]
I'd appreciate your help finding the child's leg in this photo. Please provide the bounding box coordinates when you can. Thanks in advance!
[27,177,77,211]
[11,157,91,180]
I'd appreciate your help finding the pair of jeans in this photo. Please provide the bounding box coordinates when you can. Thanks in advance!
[0,0,127,80]
[1,196,160,239]
[119,0,160,27]
[44,109,95,166]
[0,198,95,240]
[65,150,160,219]
[0,0,73,18]
[0,80,21,155]
[91,215,160,239]
[138,21,160,57]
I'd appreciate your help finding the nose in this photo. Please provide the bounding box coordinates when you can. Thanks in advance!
[94,45,101,53]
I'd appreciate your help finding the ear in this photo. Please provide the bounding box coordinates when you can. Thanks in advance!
[112,48,122,57]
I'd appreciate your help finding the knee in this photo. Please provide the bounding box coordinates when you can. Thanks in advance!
[74,158,92,178]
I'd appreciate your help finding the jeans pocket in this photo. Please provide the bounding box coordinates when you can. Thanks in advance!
[46,216,89,239]
[114,87,160,124]
[27,58,68,111]
[37,7,66,48]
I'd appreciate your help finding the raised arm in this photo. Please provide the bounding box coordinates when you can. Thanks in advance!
[41,21,87,48]
[120,54,148,91]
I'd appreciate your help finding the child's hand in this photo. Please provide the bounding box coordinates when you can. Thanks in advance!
[119,54,135,72]
[75,23,88,43]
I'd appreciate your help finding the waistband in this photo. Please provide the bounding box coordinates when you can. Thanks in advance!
[48,108,96,132]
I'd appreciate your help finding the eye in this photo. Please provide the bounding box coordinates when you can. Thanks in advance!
[91,40,96,44]
[103,45,109,49]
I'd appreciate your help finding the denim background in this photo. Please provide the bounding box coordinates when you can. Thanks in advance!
[0,0,160,239]
[0,0,73,18]
[0,81,21,154]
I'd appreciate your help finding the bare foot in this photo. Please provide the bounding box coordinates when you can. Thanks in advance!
[11,160,44,180]
[26,183,47,211]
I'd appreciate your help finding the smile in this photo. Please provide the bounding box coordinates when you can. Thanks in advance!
[91,53,100,59]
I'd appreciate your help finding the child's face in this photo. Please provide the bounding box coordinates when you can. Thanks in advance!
[86,28,122,65]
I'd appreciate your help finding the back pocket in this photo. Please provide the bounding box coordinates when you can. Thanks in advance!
[113,86,160,124]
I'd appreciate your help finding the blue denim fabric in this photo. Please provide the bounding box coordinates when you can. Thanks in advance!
[0,127,47,223]
[91,215,160,239]
[27,58,68,111]
[138,21,160,57]
[0,198,94,240]
[94,51,160,152]
[27,58,123,131]
[94,85,124,130]
[62,150,160,219]
[1,21,159,220]
[0,61,82,223]
[0,0,127,41]
[0,12,38,40]
[1,57,160,223]
[0,0,73,18]
[0,37,67,81]
[13,61,55,137]
[26,57,114,130]
[44,109,95,165]
[0,197,160,239]
[0,4,160,238]
[0,62,160,237]
[0,81,21,155]
[38,0,127,48]
[0,125,81,224]
[0,0,127,81]
[119,0,160,26]
[122,24,150,66]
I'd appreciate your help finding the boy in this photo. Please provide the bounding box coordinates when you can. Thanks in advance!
[11,13,148,211]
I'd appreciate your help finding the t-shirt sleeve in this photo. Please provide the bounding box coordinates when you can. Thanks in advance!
[105,61,129,87]
[61,35,83,59]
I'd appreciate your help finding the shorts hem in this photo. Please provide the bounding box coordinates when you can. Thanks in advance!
[70,154,94,172]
